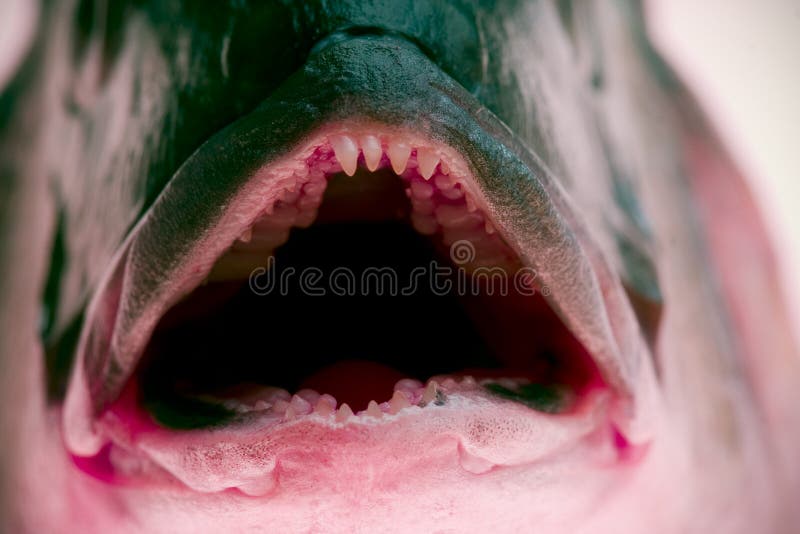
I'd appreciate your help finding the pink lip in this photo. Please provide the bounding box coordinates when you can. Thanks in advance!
[75,376,616,496]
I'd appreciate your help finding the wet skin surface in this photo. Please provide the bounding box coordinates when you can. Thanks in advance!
[1,1,799,532]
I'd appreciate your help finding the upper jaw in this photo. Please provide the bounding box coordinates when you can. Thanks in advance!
[62,34,655,461]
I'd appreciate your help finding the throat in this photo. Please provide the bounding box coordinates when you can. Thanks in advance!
[140,220,500,413]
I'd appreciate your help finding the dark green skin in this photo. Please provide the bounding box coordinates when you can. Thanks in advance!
[0,0,662,398]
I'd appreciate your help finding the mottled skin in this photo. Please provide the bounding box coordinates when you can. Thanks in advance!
[1,1,798,532]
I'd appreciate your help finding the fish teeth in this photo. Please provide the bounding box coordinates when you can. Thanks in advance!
[238,227,253,243]
[416,147,439,180]
[290,394,312,415]
[360,135,382,171]
[387,140,411,175]
[272,399,290,415]
[366,400,383,418]
[389,390,411,414]
[330,134,359,176]
[335,403,354,422]
[284,405,296,421]
[314,395,336,416]
[421,381,439,405]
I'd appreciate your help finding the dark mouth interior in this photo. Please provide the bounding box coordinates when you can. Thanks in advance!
[137,170,600,429]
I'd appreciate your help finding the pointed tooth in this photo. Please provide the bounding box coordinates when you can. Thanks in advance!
[416,147,439,180]
[272,399,290,415]
[238,227,253,243]
[314,397,335,416]
[389,390,411,414]
[253,400,270,411]
[439,160,450,175]
[336,403,354,422]
[284,405,296,421]
[317,394,337,412]
[290,394,312,415]
[366,400,382,418]
[360,135,382,171]
[330,134,359,176]
[461,375,477,387]
[421,381,439,405]
[387,140,411,175]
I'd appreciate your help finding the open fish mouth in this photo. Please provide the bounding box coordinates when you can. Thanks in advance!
[61,33,653,496]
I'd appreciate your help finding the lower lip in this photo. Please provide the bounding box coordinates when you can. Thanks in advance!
[72,377,616,497]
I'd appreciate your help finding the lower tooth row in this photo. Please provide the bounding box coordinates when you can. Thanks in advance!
[219,376,490,423]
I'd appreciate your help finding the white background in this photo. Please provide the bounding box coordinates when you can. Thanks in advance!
[648,0,800,335]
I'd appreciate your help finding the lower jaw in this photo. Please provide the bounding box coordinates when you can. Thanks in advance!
[52,399,631,534]
[74,377,616,497]
[60,111,641,498]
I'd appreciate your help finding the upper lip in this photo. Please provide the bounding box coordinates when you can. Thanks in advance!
[62,33,653,458]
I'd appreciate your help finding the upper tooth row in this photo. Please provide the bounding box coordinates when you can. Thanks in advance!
[329,133,445,180]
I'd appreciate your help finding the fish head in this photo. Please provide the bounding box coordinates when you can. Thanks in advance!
[1,1,798,532]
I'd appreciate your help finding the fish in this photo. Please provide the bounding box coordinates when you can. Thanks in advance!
[0,1,798,532]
